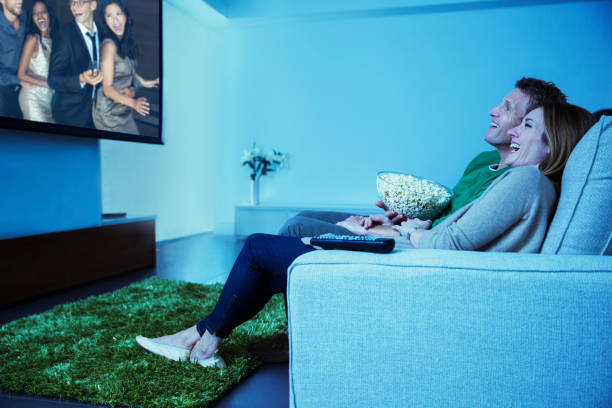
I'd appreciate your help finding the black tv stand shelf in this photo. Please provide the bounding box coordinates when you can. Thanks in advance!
[0,217,156,308]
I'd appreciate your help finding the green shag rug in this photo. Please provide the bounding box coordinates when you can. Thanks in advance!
[0,277,287,407]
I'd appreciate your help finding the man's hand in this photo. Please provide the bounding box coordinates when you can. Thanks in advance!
[80,70,103,86]
[336,215,367,236]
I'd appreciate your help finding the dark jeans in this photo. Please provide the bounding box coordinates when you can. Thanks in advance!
[197,233,315,338]
[0,85,22,119]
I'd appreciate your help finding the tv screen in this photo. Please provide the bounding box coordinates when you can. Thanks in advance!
[0,0,162,144]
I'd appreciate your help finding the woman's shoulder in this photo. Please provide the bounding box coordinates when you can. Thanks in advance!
[499,167,556,197]
[101,37,116,47]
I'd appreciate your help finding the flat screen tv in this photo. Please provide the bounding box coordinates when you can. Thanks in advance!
[0,0,162,144]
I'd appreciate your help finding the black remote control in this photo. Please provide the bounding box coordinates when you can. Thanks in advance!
[310,234,395,253]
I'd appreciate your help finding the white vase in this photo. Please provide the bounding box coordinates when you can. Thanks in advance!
[250,178,260,205]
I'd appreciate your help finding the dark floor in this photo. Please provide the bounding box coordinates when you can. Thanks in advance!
[0,233,289,408]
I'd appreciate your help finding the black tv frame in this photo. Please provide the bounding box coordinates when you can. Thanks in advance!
[0,0,163,145]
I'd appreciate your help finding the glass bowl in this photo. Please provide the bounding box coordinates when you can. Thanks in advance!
[376,171,453,220]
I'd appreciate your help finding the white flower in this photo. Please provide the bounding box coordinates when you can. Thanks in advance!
[241,151,253,163]
[242,143,287,180]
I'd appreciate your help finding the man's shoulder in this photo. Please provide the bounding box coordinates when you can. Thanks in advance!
[469,150,501,166]
[461,150,500,175]
[57,21,79,39]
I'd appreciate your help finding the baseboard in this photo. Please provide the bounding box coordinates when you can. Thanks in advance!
[0,218,156,307]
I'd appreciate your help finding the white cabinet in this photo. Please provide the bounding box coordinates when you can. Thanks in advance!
[234,204,374,237]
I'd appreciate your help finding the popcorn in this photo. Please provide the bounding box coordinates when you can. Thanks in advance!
[377,172,453,220]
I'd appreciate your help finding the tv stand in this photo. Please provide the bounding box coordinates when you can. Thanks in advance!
[0,217,156,307]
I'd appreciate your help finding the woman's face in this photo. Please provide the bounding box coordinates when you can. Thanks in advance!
[104,3,126,38]
[32,2,50,35]
[506,107,550,169]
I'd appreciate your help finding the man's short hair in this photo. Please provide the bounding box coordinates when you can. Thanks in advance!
[515,77,567,113]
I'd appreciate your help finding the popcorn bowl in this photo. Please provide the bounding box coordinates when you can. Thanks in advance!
[376,171,453,220]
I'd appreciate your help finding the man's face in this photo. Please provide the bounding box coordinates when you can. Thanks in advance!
[484,88,530,147]
[70,0,96,25]
[1,0,24,17]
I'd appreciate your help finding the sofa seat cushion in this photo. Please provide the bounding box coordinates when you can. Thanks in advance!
[541,115,612,255]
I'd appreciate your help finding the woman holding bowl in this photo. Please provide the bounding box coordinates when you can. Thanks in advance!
[92,0,159,134]
[136,103,594,367]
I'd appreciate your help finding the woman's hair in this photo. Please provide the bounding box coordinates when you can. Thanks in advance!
[26,0,59,41]
[99,0,139,60]
[539,103,596,184]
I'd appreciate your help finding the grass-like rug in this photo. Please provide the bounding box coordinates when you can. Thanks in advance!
[0,277,287,407]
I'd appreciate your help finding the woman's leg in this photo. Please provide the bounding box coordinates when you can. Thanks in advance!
[154,233,315,359]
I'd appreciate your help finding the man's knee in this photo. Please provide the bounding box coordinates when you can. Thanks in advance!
[278,217,301,237]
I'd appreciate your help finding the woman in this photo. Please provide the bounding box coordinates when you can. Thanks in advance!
[17,0,58,123]
[136,103,595,367]
[92,0,160,135]
[341,103,595,251]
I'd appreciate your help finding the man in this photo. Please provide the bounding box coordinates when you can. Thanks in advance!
[279,77,567,238]
[48,0,103,128]
[0,0,26,119]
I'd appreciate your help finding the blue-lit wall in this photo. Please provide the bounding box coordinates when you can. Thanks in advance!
[104,0,612,237]
[0,131,101,239]
[210,0,612,232]
[2,1,610,241]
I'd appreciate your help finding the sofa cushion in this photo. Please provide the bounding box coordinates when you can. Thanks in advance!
[541,115,612,255]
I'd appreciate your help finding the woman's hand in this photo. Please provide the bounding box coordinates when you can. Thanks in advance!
[392,218,432,237]
[140,77,160,88]
[119,87,135,98]
[20,80,35,89]
[336,215,367,236]
[132,97,150,116]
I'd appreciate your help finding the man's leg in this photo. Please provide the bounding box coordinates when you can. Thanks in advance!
[278,210,357,237]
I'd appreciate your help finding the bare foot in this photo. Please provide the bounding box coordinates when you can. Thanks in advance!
[153,325,201,349]
[189,330,222,361]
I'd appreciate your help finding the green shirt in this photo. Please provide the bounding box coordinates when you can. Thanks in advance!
[432,150,510,227]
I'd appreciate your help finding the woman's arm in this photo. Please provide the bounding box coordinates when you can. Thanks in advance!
[17,35,49,88]
[417,167,553,251]
[135,73,159,88]
[100,41,150,116]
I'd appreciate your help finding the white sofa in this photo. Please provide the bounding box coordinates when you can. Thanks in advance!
[287,115,612,407]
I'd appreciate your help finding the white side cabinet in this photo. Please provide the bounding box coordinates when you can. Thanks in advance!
[234,204,374,237]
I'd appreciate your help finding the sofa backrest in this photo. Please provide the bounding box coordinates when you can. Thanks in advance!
[541,115,612,255]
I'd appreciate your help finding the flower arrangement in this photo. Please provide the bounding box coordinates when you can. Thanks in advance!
[241,143,286,181]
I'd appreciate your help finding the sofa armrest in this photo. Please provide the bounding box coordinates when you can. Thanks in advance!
[287,249,612,408]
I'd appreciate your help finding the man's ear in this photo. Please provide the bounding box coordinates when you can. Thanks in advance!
[91,1,97,11]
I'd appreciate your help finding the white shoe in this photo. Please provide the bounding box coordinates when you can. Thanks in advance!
[191,353,226,368]
[135,335,190,361]
[135,335,226,368]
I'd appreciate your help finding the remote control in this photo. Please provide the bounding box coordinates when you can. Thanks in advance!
[310,234,395,253]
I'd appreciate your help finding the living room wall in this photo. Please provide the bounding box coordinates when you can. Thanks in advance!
[211,0,612,232]
[100,0,612,239]
[0,131,101,240]
[100,0,227,240]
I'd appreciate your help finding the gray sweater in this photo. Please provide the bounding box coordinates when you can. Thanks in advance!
[417,166,557,253]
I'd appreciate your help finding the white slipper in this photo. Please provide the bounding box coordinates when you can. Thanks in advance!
[135,335,191,362]
[192,353,226,369]
[135,335,226,368]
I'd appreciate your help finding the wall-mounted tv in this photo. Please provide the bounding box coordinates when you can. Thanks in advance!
[0,0,162,144]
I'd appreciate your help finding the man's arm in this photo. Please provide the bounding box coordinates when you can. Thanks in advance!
[0,29,21,86]
[48,29,81,92]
